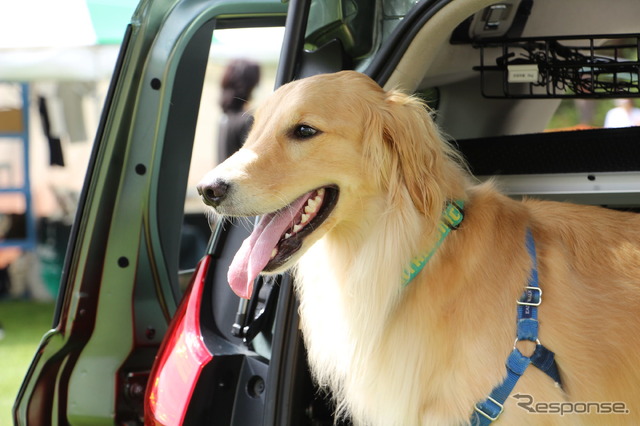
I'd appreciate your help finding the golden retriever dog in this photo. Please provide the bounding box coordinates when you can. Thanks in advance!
[197,71,640,425]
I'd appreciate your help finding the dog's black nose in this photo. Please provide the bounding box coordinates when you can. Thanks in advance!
[197,180,229,207]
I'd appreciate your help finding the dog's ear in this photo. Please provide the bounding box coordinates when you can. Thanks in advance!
[364,90,466,221]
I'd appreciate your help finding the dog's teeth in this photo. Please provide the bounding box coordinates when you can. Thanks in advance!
[304,205,315,214]
[293,224,303,233]
[270,248,278,259]
[317,188,325,197]
[314,195,322,204]
[284,233,292,239]
[307,198,318,211]
[300,213,310,224]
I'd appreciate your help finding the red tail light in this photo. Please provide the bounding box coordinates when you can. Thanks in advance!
[145,256,213,425]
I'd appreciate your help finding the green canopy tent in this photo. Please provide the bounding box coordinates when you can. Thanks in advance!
[0,0,138,81]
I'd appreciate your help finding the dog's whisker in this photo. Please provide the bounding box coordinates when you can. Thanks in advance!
[238,216,254,233]
[204,209,222,231]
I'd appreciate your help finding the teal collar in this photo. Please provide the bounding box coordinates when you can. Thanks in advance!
[401,201,465,286]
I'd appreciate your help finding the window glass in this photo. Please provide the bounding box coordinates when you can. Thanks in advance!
[547,98,640,131]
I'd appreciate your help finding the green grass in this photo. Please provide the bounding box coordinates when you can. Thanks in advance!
[0,301,55,425]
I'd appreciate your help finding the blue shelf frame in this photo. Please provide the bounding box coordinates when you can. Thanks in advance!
[0,83,36,250]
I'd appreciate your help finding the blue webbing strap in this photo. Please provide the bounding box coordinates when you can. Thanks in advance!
[471,230,562,425]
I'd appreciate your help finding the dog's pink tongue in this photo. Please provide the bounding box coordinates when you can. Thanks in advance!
[227,194,311,299]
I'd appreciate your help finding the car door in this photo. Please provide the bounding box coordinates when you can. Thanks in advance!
[13,0,294,424]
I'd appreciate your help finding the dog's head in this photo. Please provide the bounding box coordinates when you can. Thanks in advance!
[198,71,466,298]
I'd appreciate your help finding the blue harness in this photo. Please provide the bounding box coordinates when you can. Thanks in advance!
[471,229,562,424]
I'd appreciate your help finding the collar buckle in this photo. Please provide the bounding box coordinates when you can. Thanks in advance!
[442,201,465,230]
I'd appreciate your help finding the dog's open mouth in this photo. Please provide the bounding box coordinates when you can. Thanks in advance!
[266,186,339,270]
[227,185,339,299]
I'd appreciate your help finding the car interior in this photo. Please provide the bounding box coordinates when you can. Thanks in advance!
[377,0,640,208]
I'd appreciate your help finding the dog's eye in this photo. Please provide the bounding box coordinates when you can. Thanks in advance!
[292,124,319,140]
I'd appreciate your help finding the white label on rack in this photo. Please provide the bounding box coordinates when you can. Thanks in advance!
[507,64,539,83]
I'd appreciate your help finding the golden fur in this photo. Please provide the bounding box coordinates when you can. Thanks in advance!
[201,71,640,425]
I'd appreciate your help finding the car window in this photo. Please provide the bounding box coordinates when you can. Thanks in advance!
[546,98,640,131]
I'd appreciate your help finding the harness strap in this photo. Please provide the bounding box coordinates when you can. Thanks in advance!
[530,344,562,385]
[471,230,562,425]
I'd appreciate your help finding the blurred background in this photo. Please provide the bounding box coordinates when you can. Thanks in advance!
[0,1,283,423]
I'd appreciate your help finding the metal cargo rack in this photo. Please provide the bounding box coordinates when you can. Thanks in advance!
[473,34,640,99]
